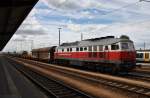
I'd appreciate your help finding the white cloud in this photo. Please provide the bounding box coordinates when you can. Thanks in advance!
[37,0,150,21]
[58,19,150,49]
[66,23,106,33]
[3,0,150,52]
[42,0,102,11]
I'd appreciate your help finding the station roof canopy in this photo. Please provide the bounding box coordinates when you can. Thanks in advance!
[0,0,39,51]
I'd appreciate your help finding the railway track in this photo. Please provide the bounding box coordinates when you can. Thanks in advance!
[8,57,150,98]
[126,72,150,83]
[39,67,150,97]
[135,69,150,75]
[9,59,93,98]
[135,64,150,75]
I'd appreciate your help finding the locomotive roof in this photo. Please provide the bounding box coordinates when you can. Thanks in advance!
[59,37,132,48]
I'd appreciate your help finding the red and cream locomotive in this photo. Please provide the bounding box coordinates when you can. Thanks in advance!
[32,35,136,73]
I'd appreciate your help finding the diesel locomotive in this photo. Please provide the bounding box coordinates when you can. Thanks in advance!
[31,35,136,73]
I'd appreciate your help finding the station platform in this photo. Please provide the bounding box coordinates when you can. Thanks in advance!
[0,55,48,98]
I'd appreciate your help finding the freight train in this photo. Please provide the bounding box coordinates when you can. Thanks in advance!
[31,35,136,73]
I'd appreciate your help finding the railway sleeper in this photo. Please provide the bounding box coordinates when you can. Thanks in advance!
[10,61,92,98]
[50,89,73,93]
[54,92,77,96]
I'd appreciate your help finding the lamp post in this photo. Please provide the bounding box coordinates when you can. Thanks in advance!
[58,28,62,46]
[81,33,83,41]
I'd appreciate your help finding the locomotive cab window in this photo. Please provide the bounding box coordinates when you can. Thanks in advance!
[121,43,129,50]
[111,44,119,50]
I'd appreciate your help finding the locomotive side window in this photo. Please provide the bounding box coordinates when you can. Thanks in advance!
[84,47,87,51]
[93,46,97,51]
[80,47,83,51]
[72,48,76,52]
[121,43,129,49]
[89,46,92,51]
[67,48,69,52]
[76,47,79,51]
[62,49,64,52]
[105,46,108,50]
[70,48,72,52]
[99,45,103,51]
[111,44,119,50]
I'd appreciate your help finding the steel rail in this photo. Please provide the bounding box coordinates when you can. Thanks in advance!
[8,57,150,97]
[8,59,93,98]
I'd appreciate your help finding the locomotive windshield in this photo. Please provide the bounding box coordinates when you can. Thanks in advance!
[121,43,129,50]
[121,42,135,51]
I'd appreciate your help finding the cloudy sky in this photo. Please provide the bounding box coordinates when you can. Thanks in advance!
[3,0,150,52]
